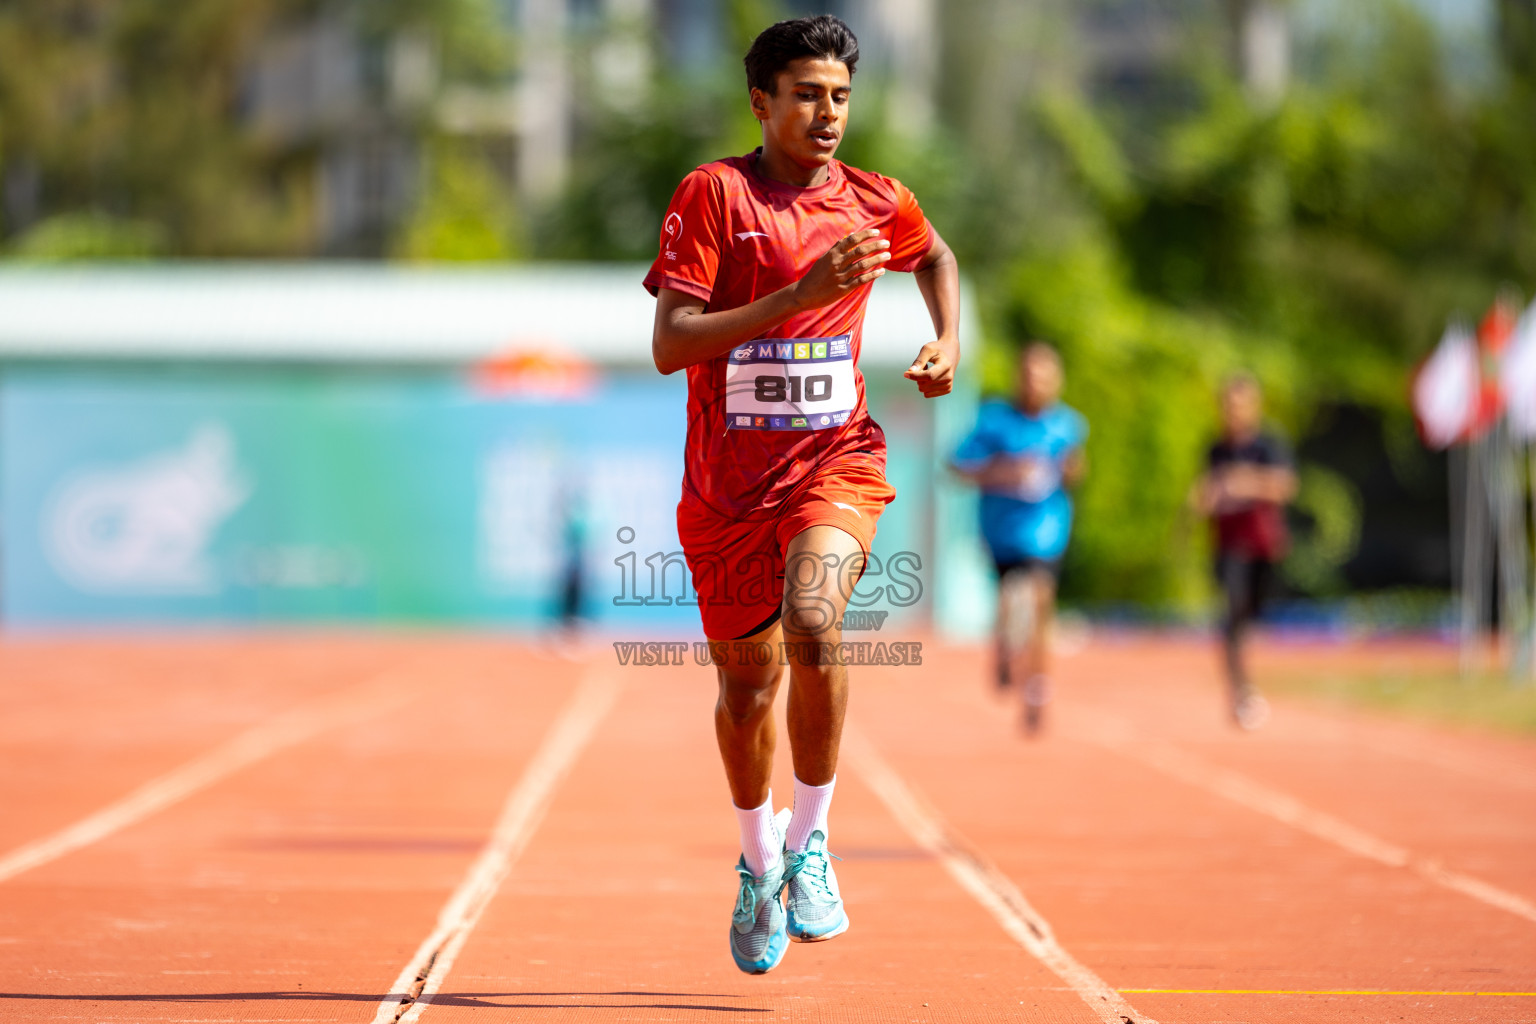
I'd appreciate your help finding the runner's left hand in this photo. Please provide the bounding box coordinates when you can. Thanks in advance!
[904,339,957,398]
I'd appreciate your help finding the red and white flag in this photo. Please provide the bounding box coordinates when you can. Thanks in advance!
[1412,323,1479,449]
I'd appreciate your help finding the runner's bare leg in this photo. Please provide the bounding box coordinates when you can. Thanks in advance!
[714,619,785,810]
[781,524,863,786]
[713,523,861,802]
[1023,569,1055,683]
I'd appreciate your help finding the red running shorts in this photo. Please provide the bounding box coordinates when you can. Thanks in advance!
[677,458,896,641]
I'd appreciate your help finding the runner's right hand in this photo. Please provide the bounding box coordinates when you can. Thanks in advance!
[791,229,890,310]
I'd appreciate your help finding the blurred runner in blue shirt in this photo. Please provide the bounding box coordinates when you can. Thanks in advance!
[951,342,1087,734]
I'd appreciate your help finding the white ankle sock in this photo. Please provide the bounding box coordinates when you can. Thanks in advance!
[734,791,781,877]
[786,775,836,853]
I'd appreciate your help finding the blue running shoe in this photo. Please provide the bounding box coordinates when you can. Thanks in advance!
[782,829,848,942]
[728,810,792,974]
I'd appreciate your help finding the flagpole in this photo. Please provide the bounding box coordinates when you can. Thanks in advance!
[1462,432,1489,675]
[1494,418,1530,677]
[1449,440,1466,670]
[1527,436,1536,684]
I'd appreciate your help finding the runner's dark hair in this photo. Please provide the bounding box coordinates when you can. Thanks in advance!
[1022,340,1061,366]
[744,15,859,95]
[1221,369,1262,396]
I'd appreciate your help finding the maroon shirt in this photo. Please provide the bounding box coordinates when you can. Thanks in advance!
[1207,432,1291,562]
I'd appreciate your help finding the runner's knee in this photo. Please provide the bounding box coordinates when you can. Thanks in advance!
[717,665,781,724]
[781,581,846,642]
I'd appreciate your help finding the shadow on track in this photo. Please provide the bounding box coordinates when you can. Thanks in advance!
[0,990,769,1012]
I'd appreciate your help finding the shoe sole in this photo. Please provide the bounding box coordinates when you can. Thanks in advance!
[733,938,788,974]
[788,912,849,943]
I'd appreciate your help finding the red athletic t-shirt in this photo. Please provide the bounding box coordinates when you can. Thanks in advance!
[643,150,933,518]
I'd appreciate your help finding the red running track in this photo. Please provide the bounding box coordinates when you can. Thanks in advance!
[0,633,1531,1023]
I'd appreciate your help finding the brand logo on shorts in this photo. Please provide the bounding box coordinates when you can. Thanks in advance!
[735,231,770,241]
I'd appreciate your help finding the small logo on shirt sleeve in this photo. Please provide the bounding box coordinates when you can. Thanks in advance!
[662,212,683,260]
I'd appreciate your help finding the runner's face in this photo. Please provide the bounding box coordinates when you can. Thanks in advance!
[1019,352,1061,411]
[751,57,850,174]
[1221,384,1262,438]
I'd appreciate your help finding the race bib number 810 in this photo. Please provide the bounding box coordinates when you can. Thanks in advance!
[725,335,856,431]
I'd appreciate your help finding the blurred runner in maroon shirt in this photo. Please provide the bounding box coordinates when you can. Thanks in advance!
[1193,373,1297,730]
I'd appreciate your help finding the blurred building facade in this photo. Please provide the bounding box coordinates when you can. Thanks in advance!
[230,0,945,254]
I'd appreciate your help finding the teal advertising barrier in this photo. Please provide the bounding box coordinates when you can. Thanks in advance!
[1,366,943,631]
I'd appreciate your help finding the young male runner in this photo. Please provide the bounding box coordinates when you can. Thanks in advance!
[1192,373,1296,730]
[643,15,960,975]
[950,342,1086,734]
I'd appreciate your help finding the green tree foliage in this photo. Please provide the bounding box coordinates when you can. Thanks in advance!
[933,1,1534,609]
[538,78,734,261]
[394,140,521,261]
[9,211,166,260]
[541,0,1532,609]
[0,0,504,256]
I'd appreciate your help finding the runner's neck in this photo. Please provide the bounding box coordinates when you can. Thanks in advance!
[752,145,833,189]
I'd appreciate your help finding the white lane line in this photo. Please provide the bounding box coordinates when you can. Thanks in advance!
[1072,722,1536,925]
[1283,704,1536,792]
[844,726,1155,1024]
[0,668,422,885]
[371,668,622,1024]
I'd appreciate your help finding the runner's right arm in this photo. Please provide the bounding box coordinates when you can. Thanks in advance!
[652,229,892,375]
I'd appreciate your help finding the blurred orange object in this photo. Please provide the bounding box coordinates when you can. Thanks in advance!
[471,345,597,400]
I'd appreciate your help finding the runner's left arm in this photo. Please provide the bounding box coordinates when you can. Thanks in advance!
[1061,448,1087,489]
[905,229,960,399]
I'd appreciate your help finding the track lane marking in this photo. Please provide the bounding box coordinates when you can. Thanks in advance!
[1070,719,1536,925]
[371,668,621,1024]
[0,667,422,885]
[844,726,1155,1024]
[1118,988,1536,996]
[1288,709,1536,792]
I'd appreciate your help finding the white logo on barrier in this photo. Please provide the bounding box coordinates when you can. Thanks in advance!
[45,424,251,593]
